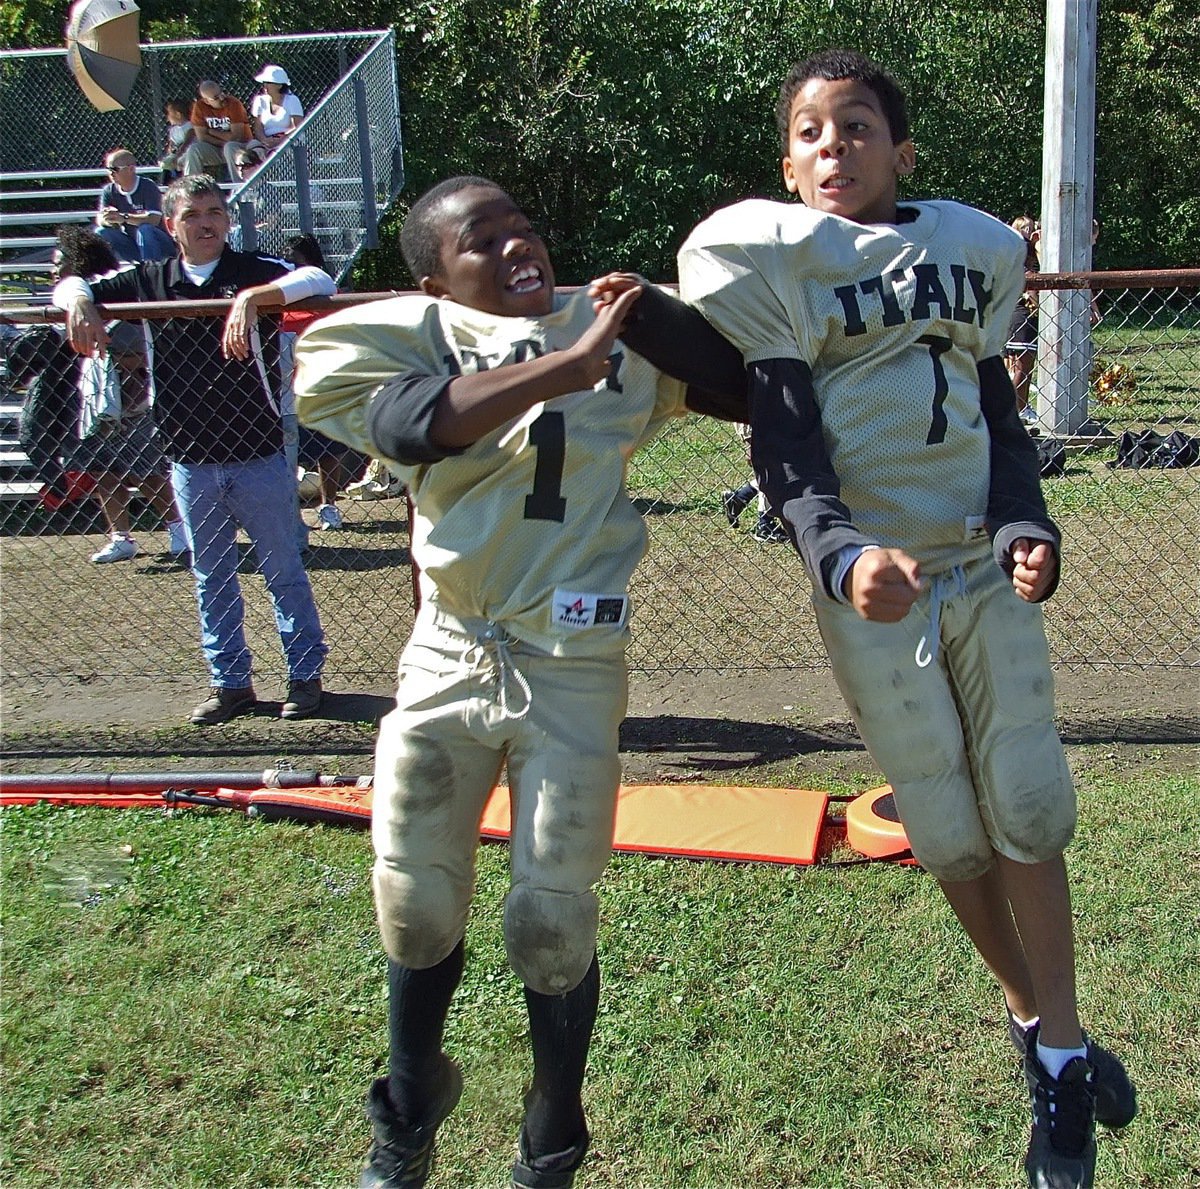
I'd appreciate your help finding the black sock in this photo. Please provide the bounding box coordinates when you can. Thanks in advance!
[734,482,757,503]
[521,952,599,1158]
[386,939,465,1121]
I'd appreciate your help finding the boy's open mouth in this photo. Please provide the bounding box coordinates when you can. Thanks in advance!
[507,263,544,293]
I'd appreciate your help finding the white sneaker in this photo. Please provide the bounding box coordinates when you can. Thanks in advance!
[345,458,386,497]
[345,477,386,501]
[91,536,138,564]
[166,521,190,556]
[316,503,343,530]
[345,460,404,501]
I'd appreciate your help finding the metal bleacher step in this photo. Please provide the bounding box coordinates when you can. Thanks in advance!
[0,211,95,228]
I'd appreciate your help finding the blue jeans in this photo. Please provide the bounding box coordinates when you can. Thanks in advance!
[171,452,326,688]
[98,222,176,263]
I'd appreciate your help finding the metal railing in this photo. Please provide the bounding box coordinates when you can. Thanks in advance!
[228,34,403,282]
[0,30,401,288]
[0,272,1196,695]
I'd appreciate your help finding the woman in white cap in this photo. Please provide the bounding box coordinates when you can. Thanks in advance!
[250,65,304,154]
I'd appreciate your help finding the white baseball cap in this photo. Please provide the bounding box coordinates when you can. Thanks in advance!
[254,65,290,86]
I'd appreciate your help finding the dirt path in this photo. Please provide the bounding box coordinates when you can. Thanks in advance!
[3,666,1195,786]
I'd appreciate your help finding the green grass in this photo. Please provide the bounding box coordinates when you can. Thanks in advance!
[1074,318,1198,433]
[3,771,1198,1187]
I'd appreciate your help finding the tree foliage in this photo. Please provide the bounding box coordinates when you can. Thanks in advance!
[3,0,1194,283]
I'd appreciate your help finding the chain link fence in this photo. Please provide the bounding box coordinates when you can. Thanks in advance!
[0,31,400,294]
[1,272,1197,695]
[227,34,402,281]
[0,31,386,177]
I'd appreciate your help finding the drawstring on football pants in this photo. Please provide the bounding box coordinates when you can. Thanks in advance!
[914,565,967,669]
[467,621,532,720]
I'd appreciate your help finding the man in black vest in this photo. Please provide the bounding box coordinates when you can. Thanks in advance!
[53,173,336,724]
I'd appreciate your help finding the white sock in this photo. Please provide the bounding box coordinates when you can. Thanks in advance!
[1037,1039,1088,1080]
[1011,1010,1039,1031]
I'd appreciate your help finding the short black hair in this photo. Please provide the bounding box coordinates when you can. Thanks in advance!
[400,175,507,283]
[776,48,910,151]
[286,233,328,274]
[163,173,226,219]
[56,224,119,278]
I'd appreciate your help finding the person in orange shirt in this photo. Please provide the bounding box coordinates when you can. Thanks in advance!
[179,80,252,182]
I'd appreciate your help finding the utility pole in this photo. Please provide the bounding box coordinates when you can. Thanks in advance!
[1037,0,1103,439]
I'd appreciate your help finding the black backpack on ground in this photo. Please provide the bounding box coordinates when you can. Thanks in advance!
[1112,429,1200,470]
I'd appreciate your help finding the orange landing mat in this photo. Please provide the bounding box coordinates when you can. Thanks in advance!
[481,784,829,866]
[251,783,830,865]
[2,781,831,867]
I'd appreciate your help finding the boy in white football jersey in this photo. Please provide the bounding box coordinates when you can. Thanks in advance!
[674,49,1134,1189]
[294,176,744,1189]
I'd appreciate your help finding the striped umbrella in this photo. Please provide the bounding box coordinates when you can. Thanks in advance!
[65,0,141,112]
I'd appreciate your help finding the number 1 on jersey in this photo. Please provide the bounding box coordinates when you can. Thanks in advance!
[524,410,567,522]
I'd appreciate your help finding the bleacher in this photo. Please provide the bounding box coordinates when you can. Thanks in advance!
[0,167,164,304]
[0,29,403,501]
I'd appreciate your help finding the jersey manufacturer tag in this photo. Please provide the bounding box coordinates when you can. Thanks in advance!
[552,589,629,630]
[964,515,988,542]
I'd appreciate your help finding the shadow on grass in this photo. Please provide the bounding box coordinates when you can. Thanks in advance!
[620,714,863,772]
[631,497,695,515]
[3,709,1194,778]
[0,691,393,768]
[301,543,411,571]
[1058,712,1200,745]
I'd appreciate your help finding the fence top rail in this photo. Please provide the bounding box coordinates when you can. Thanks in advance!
[5,272,1198,326]
[1,29,389,59]
[1,292,401,324]
[1030,269,1200,290]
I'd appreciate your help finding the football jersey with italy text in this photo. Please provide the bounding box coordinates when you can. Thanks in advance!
[293,288,689,656]
[679,199,1027,573]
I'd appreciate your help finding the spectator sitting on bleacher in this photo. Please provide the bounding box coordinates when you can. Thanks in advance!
[96,148,175,264]
[180,80,252,183]
[226,147,274,252]
[249,65,304,156]
[160,98,197,182]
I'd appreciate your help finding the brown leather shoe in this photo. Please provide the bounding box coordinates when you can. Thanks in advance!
[190,685,256,726]
[281,678,323,720]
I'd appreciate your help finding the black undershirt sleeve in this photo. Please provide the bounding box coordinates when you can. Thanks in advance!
[365,373,466,466]
[749,358,873,598]
[615,284,749,423]
[367,285,754,466]
[978,354,1062,600]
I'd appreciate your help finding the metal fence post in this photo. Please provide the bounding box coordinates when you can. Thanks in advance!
[292,140,313,236]
[353,77,379,249]
[1039,0,1099,439]
[148,50,165,165]
[238,200,258,252]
